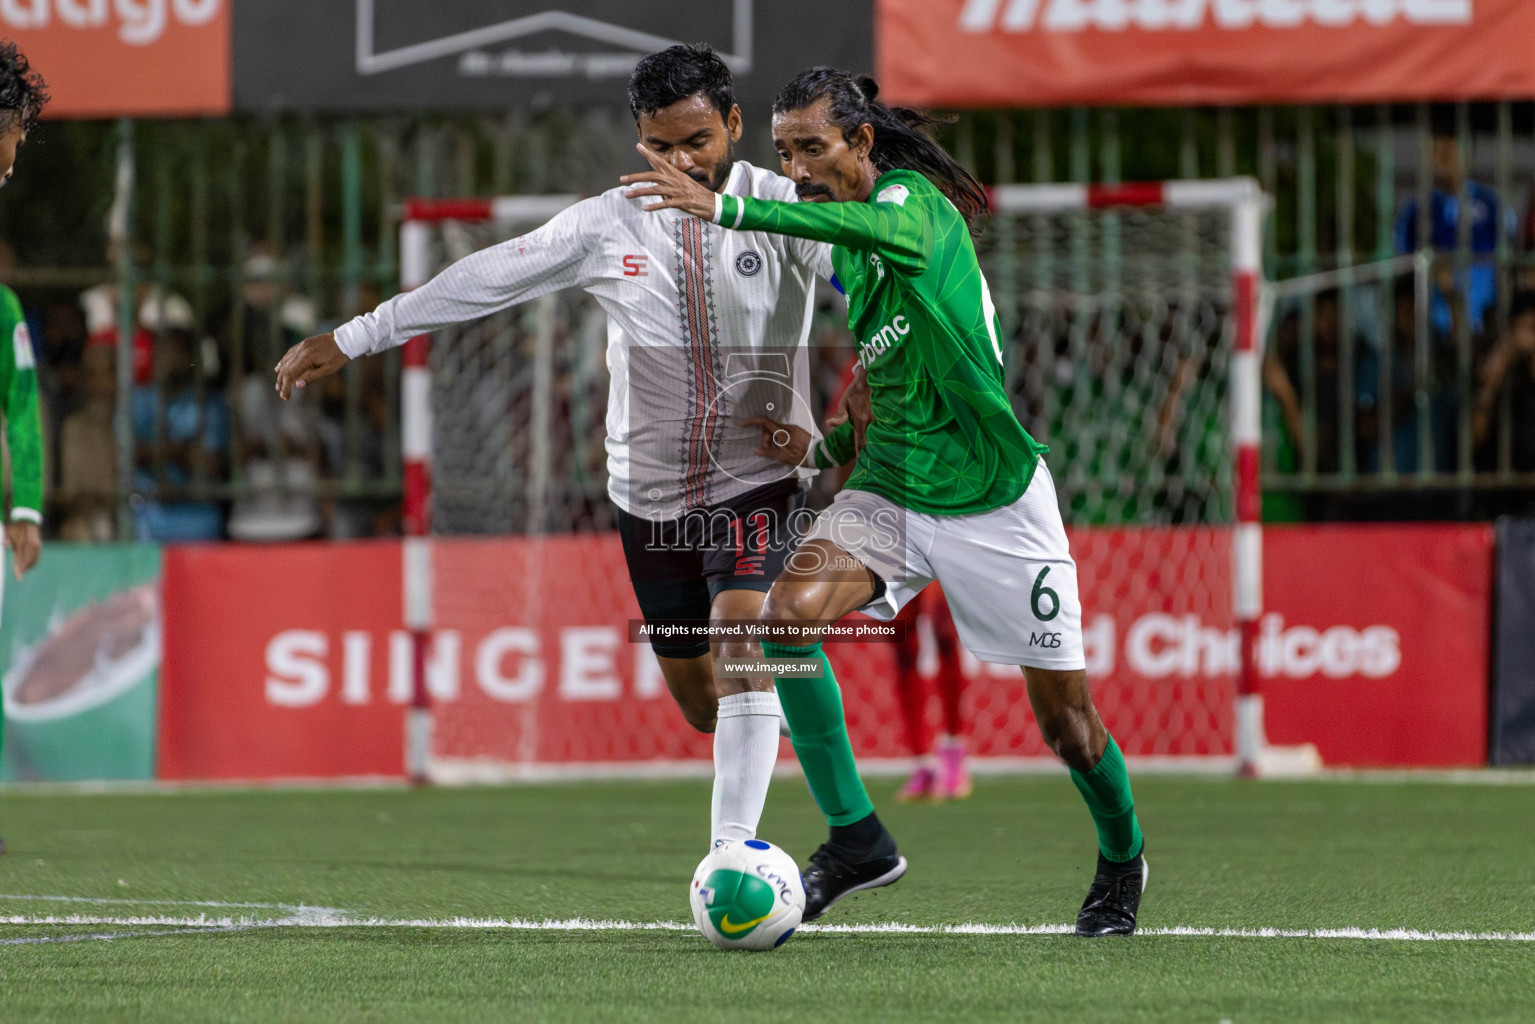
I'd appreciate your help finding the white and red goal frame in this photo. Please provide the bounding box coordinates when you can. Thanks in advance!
[398,196,580,782]
[396,179,1278,782]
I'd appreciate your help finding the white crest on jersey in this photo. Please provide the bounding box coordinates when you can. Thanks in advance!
[876,184,910,207]
[13,322,35,371]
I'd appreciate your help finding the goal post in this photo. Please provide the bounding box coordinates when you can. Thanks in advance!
[988,178,1272,775]
[398,196,581,783]
[395,178,1308,782]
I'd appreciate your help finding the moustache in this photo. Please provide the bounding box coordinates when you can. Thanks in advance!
[795,183,834,199]
[687,171,711,185]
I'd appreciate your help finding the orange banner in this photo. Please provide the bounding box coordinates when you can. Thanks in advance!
[4,0,230,118]
[878,0,1535,108]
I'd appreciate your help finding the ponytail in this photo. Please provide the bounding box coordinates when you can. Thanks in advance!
[773,68,988,231]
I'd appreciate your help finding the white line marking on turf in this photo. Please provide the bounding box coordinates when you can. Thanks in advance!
[0,925,256,947]
[4,913,1535,943]
[0,893,317,911]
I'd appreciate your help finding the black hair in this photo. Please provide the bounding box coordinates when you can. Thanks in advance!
[0,40,46,134]
[773,67,988,229]
[628,44,735,124]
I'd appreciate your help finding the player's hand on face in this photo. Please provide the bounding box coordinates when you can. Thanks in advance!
[274,332,349,401]
[741,416,811,467]
[4,520,40,580]
[828,365,875,454]
[621,144,719,219]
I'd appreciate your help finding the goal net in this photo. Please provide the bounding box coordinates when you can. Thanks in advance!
[396,181,1276,781]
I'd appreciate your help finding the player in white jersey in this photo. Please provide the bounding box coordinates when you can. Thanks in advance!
[275,46,899,872]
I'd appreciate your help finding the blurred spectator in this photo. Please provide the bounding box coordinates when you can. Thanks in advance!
[79,241,196,387]
[55,341,117,542]
[131,327,229,541]
[1394,132,1516,342]
[238,242,317,371]
[1264,289,1423,479]
[227,244,323,541]
[226,456,322,541]
[1471,292,1535,473]
[1356,276,1457,476]
[1523,180,1535,255]
[40,299,86,413]
[312,283,394,537]
[315,351,392,538]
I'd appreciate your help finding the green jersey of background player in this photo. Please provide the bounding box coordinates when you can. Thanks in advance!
[625,67,1148,935]
[0,41,43,581]
[0,283,39,545]
[0,38,49,857]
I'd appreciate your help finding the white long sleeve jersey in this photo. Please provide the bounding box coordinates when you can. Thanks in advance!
[335,161,833,520]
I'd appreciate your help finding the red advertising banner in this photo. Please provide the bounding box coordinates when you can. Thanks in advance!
[1260,524,1492,767]
[159,542,404,780]
[5,0,231,118]
[877,0,1535,108]
[155,524,1491,780]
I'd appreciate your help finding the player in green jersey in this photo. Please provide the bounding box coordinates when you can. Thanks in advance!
[625,68,1147,934]
[0,39,48,855]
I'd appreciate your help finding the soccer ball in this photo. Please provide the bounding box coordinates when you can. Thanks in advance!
[690,839,805,951]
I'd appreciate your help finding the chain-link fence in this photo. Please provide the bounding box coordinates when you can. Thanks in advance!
[6,102,1535,539]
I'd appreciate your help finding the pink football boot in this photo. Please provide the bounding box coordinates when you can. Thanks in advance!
[936,737,973,801]
[896,762,938,802]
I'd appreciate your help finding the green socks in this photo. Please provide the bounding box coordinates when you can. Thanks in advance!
[762,641,875,827]
[1069,733,1144,862]
[762,638,1140,862]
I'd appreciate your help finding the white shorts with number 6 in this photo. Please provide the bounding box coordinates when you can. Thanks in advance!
[798,460,1084,670]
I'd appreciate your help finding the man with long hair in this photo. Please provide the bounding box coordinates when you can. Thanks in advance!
[0,39,49,855]
[626,67,1148,934]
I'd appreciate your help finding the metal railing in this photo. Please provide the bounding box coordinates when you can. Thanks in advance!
[4,102,1533,539]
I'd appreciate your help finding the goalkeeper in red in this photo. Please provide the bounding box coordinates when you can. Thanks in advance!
[625,67,1148,935]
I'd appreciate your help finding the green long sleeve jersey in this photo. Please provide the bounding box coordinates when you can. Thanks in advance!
[713,168,1045,515]
[1,284,44,522]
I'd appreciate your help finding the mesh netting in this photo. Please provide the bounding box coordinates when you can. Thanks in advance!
[983,205,1235,526]
[426,219,614,536]
[977,205,1238,758]
[418,199,1239,771]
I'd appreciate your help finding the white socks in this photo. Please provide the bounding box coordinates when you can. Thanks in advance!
[710,690,784,845]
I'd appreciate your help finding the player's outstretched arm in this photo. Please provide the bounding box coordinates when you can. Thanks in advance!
[622,144,928,268]
[330,204,593,364]
[2,285,44,578]
[275,332,348,401]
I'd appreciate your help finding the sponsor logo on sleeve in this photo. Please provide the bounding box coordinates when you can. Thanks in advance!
[14,322,35,370]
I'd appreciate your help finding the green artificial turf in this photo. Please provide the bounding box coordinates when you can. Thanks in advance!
[2,774,1533,1022]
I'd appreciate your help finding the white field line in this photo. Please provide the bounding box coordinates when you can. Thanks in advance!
[3,912,1535,944]
[0,925,257,947]
[0,893,322,911]
[6,764,1535,793]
